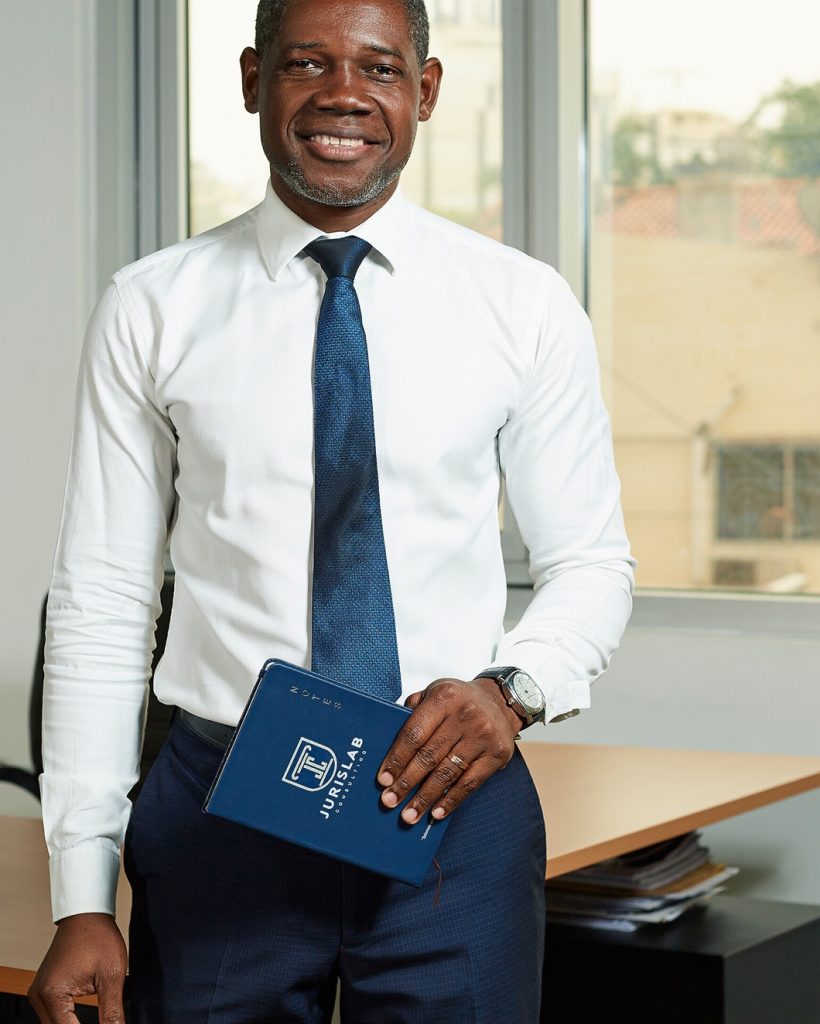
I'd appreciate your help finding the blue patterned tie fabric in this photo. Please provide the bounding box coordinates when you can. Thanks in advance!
[304,236,402,702]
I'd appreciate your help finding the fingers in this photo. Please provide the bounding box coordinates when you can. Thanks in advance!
[28,914,127,1024]
[411,732,516,823]
[28,984,81,1023]
[403,689,426,711]
[397,745,480,823]
[428,762,495,821]
[96,971,126,1023]
[378,676,518,825]
[378,679,455,789]
[379,721,460,815]
[29,974,124,1024]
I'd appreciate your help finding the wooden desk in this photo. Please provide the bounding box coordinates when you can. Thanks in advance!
[3,743,820,1000]
[519,743,820,877]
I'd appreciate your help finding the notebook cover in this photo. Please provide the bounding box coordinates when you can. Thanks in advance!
[203,659,450,886]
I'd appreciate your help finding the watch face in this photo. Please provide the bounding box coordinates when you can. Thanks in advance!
[510,671,545,713]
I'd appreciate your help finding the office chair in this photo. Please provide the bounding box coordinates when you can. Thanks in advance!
[0,577,176,801]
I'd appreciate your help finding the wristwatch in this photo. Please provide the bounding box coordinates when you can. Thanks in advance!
[474,666,549,728]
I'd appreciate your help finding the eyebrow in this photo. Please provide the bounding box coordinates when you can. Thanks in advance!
[283,40,407,62]
[364,43,406,61]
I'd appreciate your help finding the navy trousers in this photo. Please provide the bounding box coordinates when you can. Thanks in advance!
[124,717,546,1023]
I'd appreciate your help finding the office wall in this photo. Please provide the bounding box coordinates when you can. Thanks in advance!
[0,1,135,817]
[0,1,93,816]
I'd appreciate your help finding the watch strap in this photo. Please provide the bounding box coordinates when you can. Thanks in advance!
[474,666,519,683]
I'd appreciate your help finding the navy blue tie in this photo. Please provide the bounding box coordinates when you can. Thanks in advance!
[305,236,402,702]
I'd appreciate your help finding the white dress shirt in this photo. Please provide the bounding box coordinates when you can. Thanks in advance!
[41,182,635,922]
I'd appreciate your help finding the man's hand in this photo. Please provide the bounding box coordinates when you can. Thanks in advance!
[377,677,523,825]
[28,913,127,1024]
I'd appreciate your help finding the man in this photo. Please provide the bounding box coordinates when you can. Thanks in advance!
[30,0,634,1021]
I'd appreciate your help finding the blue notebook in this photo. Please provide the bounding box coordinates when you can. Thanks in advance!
[203,659,451,886]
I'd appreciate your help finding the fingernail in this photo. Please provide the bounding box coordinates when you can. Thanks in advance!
[382,791,398,808]
[432,807,445,820]
[402,807,418,824]
[378,772,393,786]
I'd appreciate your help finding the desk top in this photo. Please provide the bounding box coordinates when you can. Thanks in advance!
[3,742,820,997]
[519,742,820,877]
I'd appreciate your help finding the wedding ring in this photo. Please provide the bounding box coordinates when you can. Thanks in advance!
[449,754,469,771]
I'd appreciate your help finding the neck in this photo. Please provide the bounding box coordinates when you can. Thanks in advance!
[271,176,398,233]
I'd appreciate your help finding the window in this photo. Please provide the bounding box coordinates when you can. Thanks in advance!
[176,0,820,595]
[188,0,267,236]
[188,0,503,239]
[587,0,820,592]
[717,444,820,543]
[716,446,785,541]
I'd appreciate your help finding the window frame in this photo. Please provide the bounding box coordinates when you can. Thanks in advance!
[132,0,820,627]
[135,0,189,257]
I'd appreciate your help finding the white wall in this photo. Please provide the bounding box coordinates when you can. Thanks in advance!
[1,1,93,816]
[512,590,820,905]
[0,0,135,818]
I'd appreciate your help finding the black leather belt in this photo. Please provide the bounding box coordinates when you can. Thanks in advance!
[176,708,235,750]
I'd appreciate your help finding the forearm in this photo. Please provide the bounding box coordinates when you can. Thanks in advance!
[42,578,161,921]
[41,279,176,922]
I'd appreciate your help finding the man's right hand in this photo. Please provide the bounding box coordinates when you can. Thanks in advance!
[28,913,127,1024]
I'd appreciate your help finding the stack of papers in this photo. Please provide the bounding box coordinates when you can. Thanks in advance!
[546,832,738,932]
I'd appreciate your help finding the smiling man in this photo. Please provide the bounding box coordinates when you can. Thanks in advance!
[249,0,429,214]
[30,1,634,1022]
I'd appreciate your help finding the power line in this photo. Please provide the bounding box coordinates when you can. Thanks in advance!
[600,361,696,433]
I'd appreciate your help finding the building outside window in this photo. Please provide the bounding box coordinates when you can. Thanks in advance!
[588,0,820,592]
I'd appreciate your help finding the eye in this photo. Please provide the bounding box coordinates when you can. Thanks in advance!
[288,58,321,71]
[369,64,402,78]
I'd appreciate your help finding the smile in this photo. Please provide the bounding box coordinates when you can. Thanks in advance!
[300,132,379,162]
[308,134,367,148]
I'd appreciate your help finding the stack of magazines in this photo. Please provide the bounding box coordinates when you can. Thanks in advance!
[545,832,738,932]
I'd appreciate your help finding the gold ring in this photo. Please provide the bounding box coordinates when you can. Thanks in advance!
[449,754,469,771]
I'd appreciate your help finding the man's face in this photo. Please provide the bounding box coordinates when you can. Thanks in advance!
[241,0,442,215]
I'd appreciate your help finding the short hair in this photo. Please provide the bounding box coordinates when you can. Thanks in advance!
[255,0,430,69]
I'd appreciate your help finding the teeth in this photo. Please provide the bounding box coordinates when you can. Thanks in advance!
[311,134,365,148]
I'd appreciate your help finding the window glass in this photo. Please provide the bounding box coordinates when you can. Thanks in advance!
[188,0,263,236]
[188,0,503,238]
[588,0,820,592]
[717,447,785,541]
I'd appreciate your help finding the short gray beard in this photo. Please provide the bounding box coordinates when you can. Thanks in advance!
[271,152,411,209]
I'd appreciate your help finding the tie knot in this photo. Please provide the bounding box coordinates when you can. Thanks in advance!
[304,236,373,281]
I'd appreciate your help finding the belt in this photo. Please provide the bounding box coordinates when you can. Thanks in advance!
[176,708,235,750]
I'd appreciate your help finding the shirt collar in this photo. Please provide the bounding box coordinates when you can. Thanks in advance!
[256,179,411,282]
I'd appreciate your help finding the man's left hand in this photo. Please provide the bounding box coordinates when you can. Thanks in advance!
[377,677,523,825]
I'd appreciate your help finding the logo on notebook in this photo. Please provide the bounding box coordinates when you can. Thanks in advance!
[282,737,338,792]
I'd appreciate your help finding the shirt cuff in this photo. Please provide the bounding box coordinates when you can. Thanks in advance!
[49,843,121,923]
[485,641,591,722]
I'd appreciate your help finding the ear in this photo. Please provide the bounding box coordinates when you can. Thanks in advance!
[418,57,443,123]
[240,46,262,114]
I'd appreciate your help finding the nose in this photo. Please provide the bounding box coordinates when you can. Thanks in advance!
[310,62,373,115]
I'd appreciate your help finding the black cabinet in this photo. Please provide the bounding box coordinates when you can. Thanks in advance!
[542,896,820,1023]
[0,995,100,1022]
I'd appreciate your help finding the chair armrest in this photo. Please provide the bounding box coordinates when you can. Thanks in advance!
[0,764,41,800]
